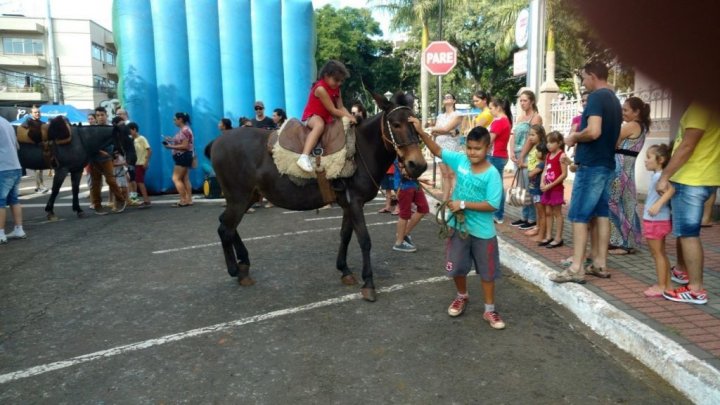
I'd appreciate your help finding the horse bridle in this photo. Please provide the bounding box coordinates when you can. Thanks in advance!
[380,106,420,152]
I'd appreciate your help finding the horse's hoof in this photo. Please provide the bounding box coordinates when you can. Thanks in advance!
[47,214,59,221]
[361,288,376,302]
[238,276,255,286]
[341,274,358,285]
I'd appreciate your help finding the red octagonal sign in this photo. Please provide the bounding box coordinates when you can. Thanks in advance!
[423,41,457,76]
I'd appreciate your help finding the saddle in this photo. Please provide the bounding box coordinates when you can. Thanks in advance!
[15,117,73,169]
[268,118,346,157]
[15,119,72,146]
[267,117,357,201]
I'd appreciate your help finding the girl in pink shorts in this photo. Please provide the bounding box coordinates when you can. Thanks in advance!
[539,131,568,248]
[642,144,674,297]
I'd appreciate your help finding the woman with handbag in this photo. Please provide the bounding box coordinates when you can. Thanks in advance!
[164,112,195,207]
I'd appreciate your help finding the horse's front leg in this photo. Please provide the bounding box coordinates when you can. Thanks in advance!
[349,202,375,302]
[44,167,66,221]
[336,207,357,285]
[70,169,84,217]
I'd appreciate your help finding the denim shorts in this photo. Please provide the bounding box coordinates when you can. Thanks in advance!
[671,183,717,237]
[567,165,615,223]
[0,169,22,207]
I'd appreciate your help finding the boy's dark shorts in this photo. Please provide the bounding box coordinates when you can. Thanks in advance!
[445,231,500,281]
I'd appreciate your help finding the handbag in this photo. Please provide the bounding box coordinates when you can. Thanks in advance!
[506,169,532,207]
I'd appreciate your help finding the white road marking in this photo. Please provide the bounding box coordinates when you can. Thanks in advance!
[304,212,379,221]
[0,275,452,385]
[151,220,397,254]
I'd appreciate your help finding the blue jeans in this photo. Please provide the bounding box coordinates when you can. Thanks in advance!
[0,169,22,207]
[518,167,536,222]
[671,183,717,237]
[487,156,508,221]
[567,165,615,223]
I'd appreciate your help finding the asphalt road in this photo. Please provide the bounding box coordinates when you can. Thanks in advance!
[0,180,685,403]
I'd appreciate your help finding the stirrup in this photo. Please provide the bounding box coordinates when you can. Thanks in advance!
[312,146,324,157]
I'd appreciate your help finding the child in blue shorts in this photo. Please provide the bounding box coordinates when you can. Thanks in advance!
[410,117,506,330]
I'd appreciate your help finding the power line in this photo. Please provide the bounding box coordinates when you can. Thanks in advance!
[0,66,115,91]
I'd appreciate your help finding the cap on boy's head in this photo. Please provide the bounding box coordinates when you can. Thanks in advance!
[254,101,264,108]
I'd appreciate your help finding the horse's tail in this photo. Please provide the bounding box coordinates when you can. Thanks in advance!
[204,140,214,159]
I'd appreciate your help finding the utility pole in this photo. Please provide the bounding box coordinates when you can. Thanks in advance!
[45,0,62,104]
[436,0,443,117]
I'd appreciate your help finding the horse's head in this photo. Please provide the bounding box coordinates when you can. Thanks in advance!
[112,124,137,164]
[371,91,427,179]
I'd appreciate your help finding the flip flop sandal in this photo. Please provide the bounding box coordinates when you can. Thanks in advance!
[584,264,611,278]
[550,270,586,284]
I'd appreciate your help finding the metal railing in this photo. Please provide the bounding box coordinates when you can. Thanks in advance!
[549,87,672,136]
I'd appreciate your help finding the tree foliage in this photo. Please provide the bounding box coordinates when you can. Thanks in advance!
[315,5,418,109]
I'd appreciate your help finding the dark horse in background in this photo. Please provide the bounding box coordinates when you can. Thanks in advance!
[17,116,136,220]
[208,92,427,301]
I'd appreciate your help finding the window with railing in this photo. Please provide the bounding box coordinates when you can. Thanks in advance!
[2,37,44,56]
[91,42,105,61]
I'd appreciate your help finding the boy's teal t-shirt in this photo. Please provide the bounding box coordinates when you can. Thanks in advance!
[441,149,503,239]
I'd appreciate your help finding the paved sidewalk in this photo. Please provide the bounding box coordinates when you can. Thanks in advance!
[422,170,720,403]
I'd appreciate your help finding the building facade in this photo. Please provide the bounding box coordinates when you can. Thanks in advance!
[0,14,117,109]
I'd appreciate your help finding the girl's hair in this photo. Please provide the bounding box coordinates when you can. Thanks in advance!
[530,124,546,144]
[175,112,191,125]
[546,130,564,145]
[318,60,350,81]
[467,125,491,146]
[489,97,513,124]
[473,90,490,102]
[273,108,287,124]
[443,93,457,111]
[648,143,671,168]
[520,90,538,113]
[220,118,233,130]
[535,142,549,160]
[625,96,651,131]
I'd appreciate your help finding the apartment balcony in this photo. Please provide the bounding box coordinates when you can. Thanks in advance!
[0,17,45,34]
[0,86,48,103]
[0,54,47,68]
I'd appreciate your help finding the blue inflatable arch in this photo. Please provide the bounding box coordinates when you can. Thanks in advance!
[113,0,315,192]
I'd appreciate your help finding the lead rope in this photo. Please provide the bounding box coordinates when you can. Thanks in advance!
[434,199,469,240]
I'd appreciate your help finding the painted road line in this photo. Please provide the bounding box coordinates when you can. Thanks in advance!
[0,275,453,385]
[152,220,398,254]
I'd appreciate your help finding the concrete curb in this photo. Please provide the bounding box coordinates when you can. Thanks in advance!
[425,193,720,405]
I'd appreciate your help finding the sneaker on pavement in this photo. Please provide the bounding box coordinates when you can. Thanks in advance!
[296,154,314,172]
[0,235,7,244]
[510,219,526,227]
[493,217,504,225]
[670,266,689,285]
[663,286,708,305]
[128,199,142,207]
[94,207,109,216]
[6,229,27,239]
[519,221,537,230]
[403,234,414,247]
[483,311,506,330]
[549,270,586,284]
[392,241,417,253]
[112,200,127,214]
[448,295,468,317]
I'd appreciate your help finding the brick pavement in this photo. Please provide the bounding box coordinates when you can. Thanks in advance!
[423,170,720,372]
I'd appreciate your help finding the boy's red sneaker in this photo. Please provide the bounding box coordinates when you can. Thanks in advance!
[448,295,468,317]
[670,266,689,285]
[483,311,506,330]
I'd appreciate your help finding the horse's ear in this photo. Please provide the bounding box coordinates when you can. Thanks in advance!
[371,92,393,112]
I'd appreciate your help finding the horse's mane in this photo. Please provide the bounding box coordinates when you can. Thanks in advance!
[48,116,70,140]
[391,91,414,108]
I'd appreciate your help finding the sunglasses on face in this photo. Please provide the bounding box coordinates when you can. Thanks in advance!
[255,106,264,110]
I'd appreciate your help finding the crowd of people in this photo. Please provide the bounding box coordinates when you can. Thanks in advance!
[2,60,718,320]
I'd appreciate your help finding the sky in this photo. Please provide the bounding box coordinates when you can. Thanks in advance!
[0,0,401,40]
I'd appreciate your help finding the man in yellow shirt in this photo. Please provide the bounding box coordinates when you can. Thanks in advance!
[657,102,720,304]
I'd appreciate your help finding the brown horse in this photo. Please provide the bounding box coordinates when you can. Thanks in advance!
[208,92,427,301]
[17,116,136,220]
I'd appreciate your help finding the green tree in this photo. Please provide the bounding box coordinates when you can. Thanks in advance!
[315,5,416,109]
